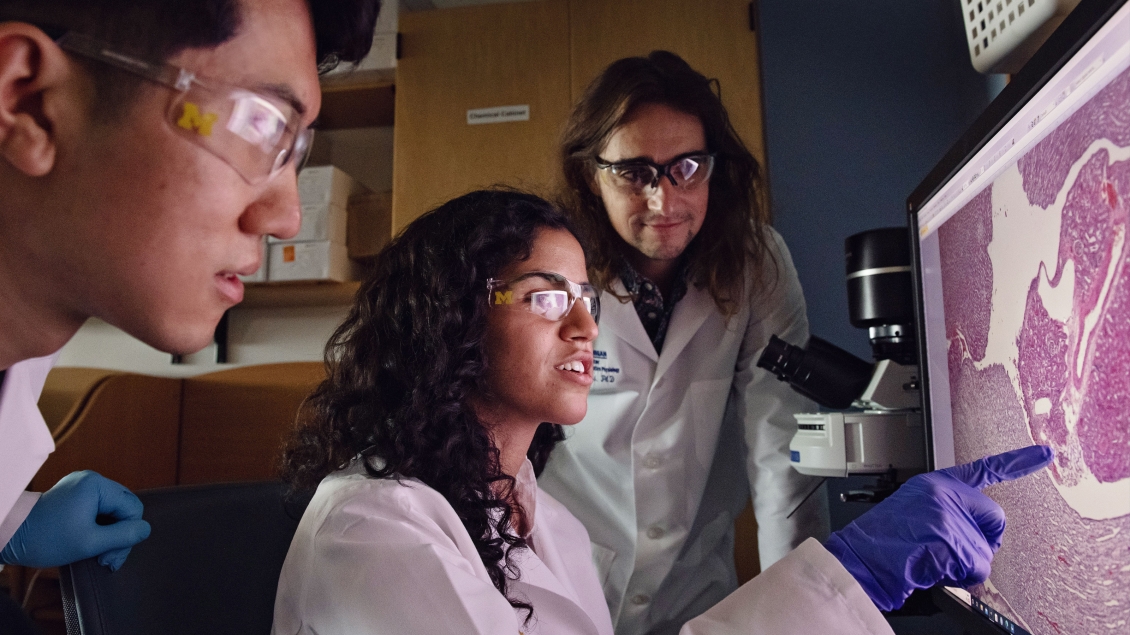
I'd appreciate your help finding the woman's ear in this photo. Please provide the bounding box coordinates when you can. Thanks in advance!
[0,24,70,177]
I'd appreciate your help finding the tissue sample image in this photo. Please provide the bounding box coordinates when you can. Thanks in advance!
[937,65,1130,635]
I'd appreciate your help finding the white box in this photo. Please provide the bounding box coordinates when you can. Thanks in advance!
[267,241,355,282]
[269,202,348,244]
[298,165,355,211]
[239,237,268,282]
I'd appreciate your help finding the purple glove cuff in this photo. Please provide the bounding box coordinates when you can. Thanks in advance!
[825,529,903,611]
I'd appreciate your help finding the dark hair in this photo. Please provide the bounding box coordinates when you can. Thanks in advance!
[282,189,575,621]
[560,50,775,315]
[0,0,381,119]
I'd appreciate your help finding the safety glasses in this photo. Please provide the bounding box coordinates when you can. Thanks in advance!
[56,32,313,185]
[594,152,716,196]
[487,272,600,323]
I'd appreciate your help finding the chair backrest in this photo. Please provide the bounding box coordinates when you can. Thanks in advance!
[59,481,312,635]
[34,371,182,492]
[178,362,324,484]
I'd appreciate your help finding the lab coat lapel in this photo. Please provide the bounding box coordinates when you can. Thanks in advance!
[602,282,658,363]
[509,546,603,635]
[0,354,58,522]
[654,284,714,382]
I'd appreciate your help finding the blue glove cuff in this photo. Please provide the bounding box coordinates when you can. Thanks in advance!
[0,539,18,566]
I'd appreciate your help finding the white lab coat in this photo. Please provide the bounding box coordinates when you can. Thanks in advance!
[538,229,830,634]
[272,459,893,635]
[0,354,55,551]
[272,459,616,635]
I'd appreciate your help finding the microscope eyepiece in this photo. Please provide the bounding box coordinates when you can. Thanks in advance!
[757,335,874,409]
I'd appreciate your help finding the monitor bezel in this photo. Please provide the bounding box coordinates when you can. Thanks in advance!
[906,0,1128,631]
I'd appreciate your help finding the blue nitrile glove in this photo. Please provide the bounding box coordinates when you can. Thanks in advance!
[0,471,151,571]
[824,445,1054,611]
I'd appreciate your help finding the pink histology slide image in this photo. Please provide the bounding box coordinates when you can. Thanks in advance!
[937,66,1130,635]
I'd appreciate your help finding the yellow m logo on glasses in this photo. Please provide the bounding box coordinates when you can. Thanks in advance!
[494,291,513,305]
[177,102,219,137]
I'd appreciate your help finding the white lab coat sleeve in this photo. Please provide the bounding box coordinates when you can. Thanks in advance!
[678,539,894,635]
[273,478,524,635]
[735,229,830,567]
[0,491,40,551]
[0,353,58,559]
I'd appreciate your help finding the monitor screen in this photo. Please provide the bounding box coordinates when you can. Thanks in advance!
[910,1,1130,633]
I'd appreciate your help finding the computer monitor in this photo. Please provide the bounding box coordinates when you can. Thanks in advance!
[908,0,1130,633]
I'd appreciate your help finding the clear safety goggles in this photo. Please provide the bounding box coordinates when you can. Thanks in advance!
[57,32,313,185]
[487,272,600,323]
[594,152,716,197]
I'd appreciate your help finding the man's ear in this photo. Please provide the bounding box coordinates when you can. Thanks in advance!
[0,24,70,177]
[586,167,603,199]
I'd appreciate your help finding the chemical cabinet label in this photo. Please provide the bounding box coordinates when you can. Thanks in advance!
[467,105,530,125]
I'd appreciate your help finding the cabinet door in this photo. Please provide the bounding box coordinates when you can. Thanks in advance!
[569,0,766,164]
[393,0,571,232]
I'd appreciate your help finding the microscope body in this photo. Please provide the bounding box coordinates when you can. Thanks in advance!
[789,360,924,478]
[758,227,928,483]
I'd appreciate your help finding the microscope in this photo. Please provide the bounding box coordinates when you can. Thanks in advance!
[757,228,926,501]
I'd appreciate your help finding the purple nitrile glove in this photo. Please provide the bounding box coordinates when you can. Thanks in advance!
[824,445,1054,611]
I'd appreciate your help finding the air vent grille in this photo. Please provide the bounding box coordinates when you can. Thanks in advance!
[961,0,1080,73]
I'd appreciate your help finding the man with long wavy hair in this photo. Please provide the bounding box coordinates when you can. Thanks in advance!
[542,51,829,634]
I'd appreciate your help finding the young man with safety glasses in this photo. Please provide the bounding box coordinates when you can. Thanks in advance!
[0,0,379,629]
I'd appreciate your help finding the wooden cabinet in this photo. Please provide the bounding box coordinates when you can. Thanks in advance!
[393,0,573,232]
[392,0,766,231]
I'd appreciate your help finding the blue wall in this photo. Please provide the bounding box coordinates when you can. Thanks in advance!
[759,0,1003,361]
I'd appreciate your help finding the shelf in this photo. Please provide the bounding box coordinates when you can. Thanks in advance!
[319,76,395,129]
[240,281,362,309]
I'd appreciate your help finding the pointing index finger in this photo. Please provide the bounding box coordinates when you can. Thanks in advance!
[941,445,1054,490]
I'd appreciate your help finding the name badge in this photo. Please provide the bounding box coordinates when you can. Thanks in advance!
[592,349,620,385]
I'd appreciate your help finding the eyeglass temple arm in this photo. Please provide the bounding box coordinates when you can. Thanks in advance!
[56,32,195,92]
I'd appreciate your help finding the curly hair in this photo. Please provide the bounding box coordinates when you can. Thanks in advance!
[560,50,776,315]
[281,189,577,621]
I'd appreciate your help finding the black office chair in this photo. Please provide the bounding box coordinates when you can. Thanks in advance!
[59,481,313,635]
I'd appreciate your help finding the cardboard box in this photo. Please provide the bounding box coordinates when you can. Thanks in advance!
[347,190,392,259]
[267,241,355,282]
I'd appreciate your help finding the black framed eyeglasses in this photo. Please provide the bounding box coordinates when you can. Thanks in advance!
[594,152,716,196]
[56,32,314,185]
[487,271,600,323]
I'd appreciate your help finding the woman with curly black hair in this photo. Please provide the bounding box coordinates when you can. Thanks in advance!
[269,188,1053,635]
[271,189,612,634]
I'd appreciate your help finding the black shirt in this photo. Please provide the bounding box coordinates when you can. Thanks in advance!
[618,262,689,354]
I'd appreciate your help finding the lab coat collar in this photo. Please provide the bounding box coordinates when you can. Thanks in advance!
[603,280,659,363]
[654,282,716,382]
[0,353,58,524]
[512,459,538,539]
